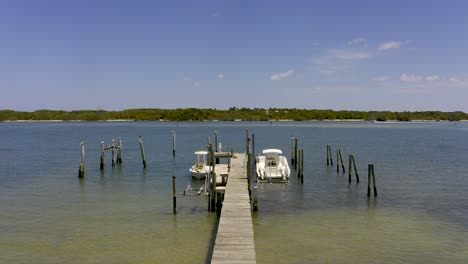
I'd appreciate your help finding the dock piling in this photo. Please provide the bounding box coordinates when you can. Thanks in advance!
[348,155,352,182]
[215,129,219,164]
[253,186,258,211]
[138,136,147,168]
[172,176,177,214]
[339,149,345,172]
[117,137,122,164]
[367,164,377,197]
[291,136,295,165]
[111,139,115,166]
[100,141,105,170]
[300,149,304,183]
[172,129,176,157]
[78,142,85,178]
[294,138,298,169]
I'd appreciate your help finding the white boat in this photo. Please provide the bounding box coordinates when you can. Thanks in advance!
[189,151,212,180]
[256,149,290,181]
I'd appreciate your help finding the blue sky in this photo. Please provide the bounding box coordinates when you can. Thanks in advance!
[1,0,468,111]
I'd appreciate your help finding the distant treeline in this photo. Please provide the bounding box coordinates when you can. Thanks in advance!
[0,108,467,122]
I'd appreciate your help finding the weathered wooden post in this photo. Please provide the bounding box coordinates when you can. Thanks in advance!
[247,151,252,193]
[300,149,304,183]
[210,144,216,212]
[336,149,339,172]
[111,139,115,166]
[351,155,359,182]
[172,129,176,157]
[172,175,177,214]
[138,136,146,168]
[339,149,345,172]
[372,165,377,196]
[100,141,105,170]
[253,186,258,211]
[251,133,256,185]
[215,129,219,164]
[294,138,298,169]
[78,142,85,178]
[353,156,360,182]
[329,145,333,165]
[291,136,295,165]
[207,144,212,212]
[297,148,301,178]
[367,164,377,197]
[348,155,352,182]
[117,137,122,164]
[327,145,330,166]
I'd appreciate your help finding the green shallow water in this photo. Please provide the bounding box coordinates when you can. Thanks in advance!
[0,121,467,263]
[254,208,467,264]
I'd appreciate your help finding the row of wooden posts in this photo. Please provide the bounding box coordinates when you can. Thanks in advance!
[78,130,178,178]
[326,144,377,197]
[290,137,305,184]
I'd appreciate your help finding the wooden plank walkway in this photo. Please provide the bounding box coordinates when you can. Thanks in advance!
[211,153,256,264]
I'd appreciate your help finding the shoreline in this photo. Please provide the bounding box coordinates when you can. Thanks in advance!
[1,119,466,123]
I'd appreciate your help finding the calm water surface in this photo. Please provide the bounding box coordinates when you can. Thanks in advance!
[0,122,466,263]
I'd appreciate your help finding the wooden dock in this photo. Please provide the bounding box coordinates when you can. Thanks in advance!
[211,153,256,264]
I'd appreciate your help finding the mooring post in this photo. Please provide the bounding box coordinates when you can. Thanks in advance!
[297,148,301,178]
[372,165,377,196]
[78,142,85,178]
[207,144,212,212]
[291,136,295,165]
[300,149,304,183]
[111,139,115,166]
[352,155,359,182]
[294,138,298,169]
[329,145,333,165]
[247,152,252,192]
[216,191,222,217]
[336,149,339,172]
[100,141,105,170]
[172,175,177,214]
[210,144,216,212]
[339,149,345,172]
[367,164,371,197]
[117,137,122,164]
[253,186,258,211]
[327,145,330,166]
[251,133,256,185]
[138,136,146,168]
[172,129,176,157]
[215,129,219,164]
[348,155,352,182]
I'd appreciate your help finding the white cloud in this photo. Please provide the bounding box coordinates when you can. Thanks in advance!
[378,41,402,51]
[329,49,371,60]
[271,69,294,81]
[372,76,390,81]
[218,74,224,80]
[400,74,440,82]
[400,74,423,82]
[194,81,200,87]
[426,75,439,81]
[348,38,366,46]
[311,48,371,76]
[312,41,320,46]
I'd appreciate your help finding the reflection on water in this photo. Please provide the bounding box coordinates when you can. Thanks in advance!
[0,121,467,263]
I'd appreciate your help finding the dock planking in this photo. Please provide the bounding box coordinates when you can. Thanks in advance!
[211,153,256,264]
